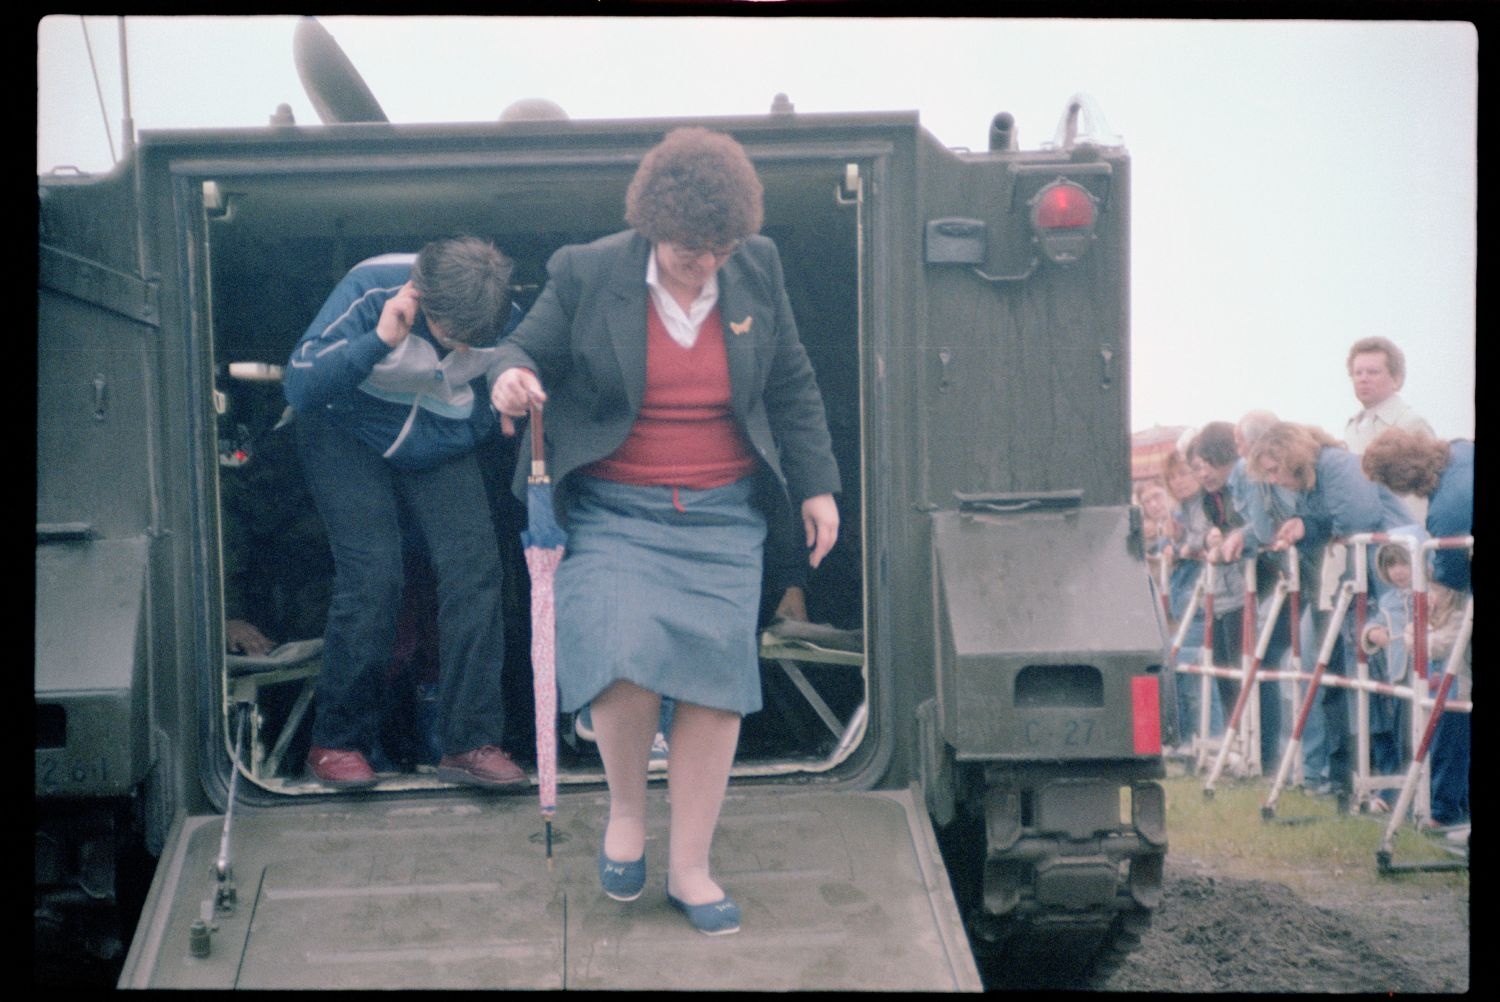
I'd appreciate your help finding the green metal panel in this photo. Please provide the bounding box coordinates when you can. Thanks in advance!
[36,287,155,536]
[35,536,150,797]
[38,170,157,539]
[931,505,1163,759]
[915,145,1132,509]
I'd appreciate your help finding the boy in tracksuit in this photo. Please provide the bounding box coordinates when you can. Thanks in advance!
[285,236,526,789]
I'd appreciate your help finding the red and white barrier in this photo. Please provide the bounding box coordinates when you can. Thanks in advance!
[1168,533,1473,829]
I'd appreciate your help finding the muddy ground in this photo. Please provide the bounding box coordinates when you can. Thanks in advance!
[1097,850,1470,994]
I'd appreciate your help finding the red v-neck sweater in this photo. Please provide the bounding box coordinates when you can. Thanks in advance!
[584,299,758,490]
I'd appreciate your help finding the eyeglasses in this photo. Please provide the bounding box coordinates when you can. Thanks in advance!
[669,240,741,264]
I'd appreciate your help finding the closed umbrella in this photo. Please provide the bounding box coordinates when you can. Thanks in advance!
[522,404,566,868]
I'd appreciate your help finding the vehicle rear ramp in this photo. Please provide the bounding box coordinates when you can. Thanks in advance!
[121,787,981,990]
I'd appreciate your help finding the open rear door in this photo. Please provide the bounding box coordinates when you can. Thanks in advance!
[120,788,980,990]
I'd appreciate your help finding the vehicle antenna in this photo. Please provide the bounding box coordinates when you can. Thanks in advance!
[118,16,136,159]
[77,16,116,164]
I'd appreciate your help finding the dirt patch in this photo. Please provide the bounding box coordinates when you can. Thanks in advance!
[1099,853,1470,993]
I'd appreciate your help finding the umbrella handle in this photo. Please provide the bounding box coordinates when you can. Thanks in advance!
[529,403,547,482]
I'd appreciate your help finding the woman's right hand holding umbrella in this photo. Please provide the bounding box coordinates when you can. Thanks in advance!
[492,366,547,436]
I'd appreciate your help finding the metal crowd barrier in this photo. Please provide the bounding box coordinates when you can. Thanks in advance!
[1169,546,1305,787]
[1167,534,1473,846]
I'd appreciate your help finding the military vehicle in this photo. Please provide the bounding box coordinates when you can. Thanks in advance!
[36,18,1166,990]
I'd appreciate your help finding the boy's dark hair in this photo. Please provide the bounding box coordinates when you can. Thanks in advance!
[412,237,513,345]
[1187,421,1238,468]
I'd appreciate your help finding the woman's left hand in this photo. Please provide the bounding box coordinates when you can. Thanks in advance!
[802,493,840,569]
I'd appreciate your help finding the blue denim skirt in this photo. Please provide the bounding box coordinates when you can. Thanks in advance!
[554,475,767,715]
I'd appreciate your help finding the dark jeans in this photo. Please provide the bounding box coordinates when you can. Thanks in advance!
[1429,679,1471,825]
[297,408,508,757]
[1255,598,1291,770]
[1305,601,1353,798]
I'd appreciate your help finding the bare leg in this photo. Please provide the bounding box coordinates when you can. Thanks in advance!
[591,680,660,862]
[666,701,742,905]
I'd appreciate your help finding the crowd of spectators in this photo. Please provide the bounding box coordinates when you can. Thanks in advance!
[1136,337,1472,831]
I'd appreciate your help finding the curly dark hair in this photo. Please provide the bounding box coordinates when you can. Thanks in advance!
[625,127,764,249]
[412,236,513,345]
[1361,427,1450,498]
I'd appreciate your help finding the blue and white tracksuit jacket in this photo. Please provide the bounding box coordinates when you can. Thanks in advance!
[284,253,522,471]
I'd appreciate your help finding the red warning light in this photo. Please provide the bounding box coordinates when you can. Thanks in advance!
[1032,181,1096,230]
[1030,180,1099,265]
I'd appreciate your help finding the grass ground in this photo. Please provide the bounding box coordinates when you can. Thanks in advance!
[1157,770,1468,898]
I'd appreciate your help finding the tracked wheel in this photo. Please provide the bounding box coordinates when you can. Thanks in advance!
[936,796,1162,989]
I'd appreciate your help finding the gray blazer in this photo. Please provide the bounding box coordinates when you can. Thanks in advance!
[494,230,840,522]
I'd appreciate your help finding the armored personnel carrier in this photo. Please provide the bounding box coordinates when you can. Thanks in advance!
[36,19,1166,990]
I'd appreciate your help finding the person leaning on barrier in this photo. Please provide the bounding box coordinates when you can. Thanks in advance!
[1247,422,1414,806]
[1220,409,1332,793]
[1217,409,1299,765]
[1183,422,1282,765]
[1360,428,1474,595]
[1181,425,1248,700]
[1248,423,1414,578]
[284,236,528,790]
[1362,427,1473,828]
[1220,409,1297,564]
[1160,447,1225,744]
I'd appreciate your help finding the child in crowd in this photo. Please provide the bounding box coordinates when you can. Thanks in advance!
[1138,478,1178,609]
[1358,542,1414,809]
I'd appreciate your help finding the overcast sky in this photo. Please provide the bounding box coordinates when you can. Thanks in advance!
[37,15,1476,441]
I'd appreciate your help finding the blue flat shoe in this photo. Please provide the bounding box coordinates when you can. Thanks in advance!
[598,845,646,902]
[666,883,741,936]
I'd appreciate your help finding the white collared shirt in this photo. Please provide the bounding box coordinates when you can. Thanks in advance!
[645,248,720,349]
[1343,392,1434,522]
[1343,393,1435,456]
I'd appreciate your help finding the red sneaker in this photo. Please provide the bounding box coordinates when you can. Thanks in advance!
[306,747,378,789]
[438,745,528,788]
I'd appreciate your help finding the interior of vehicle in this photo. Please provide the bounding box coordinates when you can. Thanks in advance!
[203,155,870,794]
